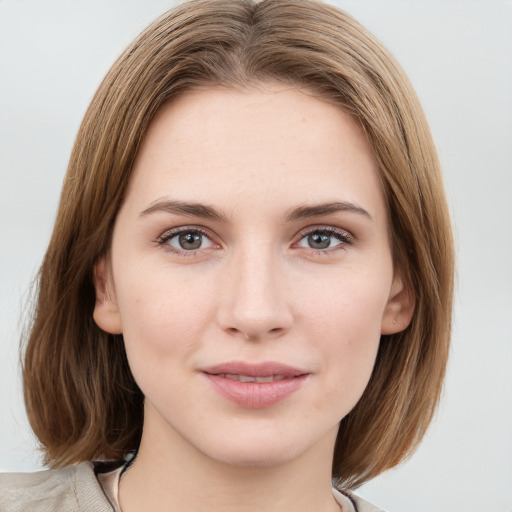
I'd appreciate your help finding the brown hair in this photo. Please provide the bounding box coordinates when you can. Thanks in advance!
[22,0,454,489]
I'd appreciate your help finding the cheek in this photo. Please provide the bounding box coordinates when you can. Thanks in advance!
[114,263,218,367]
[295,266,390,405]
[296,261,391,339]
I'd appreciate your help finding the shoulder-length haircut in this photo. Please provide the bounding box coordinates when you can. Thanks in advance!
[23,0,454,489]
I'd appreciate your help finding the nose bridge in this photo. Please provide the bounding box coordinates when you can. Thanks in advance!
[219,240,292,339]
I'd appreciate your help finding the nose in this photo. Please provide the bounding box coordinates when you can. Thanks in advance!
[216,246,293,341]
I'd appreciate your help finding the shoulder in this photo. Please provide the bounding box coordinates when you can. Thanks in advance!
[0,462,113,512]
[333,487,388,512]
[351,493,388,512]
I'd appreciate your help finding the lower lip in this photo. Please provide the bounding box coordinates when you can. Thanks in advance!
[203,374,309,409]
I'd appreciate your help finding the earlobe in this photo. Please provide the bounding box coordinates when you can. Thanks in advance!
[93,256,123,334]
[381,274,415,335]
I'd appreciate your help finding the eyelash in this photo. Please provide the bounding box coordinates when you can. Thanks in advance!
[294,226,354,255]
[157,226,215,256]
[156,225,354,256]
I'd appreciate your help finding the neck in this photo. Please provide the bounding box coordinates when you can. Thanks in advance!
[118,413,340,512]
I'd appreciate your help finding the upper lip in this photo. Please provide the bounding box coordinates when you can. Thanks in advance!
[201,361,309,378]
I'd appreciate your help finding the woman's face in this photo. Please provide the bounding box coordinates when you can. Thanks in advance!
[94,83,410,468]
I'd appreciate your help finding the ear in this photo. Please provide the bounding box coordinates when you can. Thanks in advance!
[381,273,415,335]
[93,256,123,334]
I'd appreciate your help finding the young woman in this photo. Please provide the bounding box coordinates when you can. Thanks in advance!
[0,1,454,511]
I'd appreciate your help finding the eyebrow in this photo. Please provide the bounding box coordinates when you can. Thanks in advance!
[140,199,372,223]
[285,201,373,222]
[139,199,228,222]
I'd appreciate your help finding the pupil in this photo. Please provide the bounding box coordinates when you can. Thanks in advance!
[308,232,330,249]
[179,232,202,250]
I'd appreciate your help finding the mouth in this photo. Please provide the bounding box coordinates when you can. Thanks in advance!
[200,361,310,409]
[201,361,308,378]
[217,374,289,383]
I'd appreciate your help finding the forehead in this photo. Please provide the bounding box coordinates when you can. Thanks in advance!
[124,83,386,222]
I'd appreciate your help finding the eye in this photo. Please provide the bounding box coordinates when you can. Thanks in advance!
[159,228,215,253]
[296,227,353,251]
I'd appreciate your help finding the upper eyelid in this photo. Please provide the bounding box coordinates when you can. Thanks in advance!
[158,225,215,241]
[295,224,354,240]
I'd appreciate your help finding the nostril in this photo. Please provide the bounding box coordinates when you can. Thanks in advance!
[223,325,286,341]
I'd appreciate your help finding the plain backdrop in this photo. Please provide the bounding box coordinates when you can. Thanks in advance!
[1,1,511,511]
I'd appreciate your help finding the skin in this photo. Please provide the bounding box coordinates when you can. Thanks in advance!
[94,82,413,512]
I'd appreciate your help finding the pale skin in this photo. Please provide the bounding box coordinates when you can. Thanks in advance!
[94,82,414,512]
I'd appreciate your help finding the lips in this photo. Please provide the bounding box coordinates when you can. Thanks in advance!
[200,361,309,409]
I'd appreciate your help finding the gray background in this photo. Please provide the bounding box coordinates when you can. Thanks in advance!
[1,1,511,510]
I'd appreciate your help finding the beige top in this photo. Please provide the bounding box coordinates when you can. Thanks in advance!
[0,462,386,512]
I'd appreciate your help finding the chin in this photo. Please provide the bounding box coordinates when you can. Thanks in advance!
[193,426,333,470]
[206,445,301,469]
